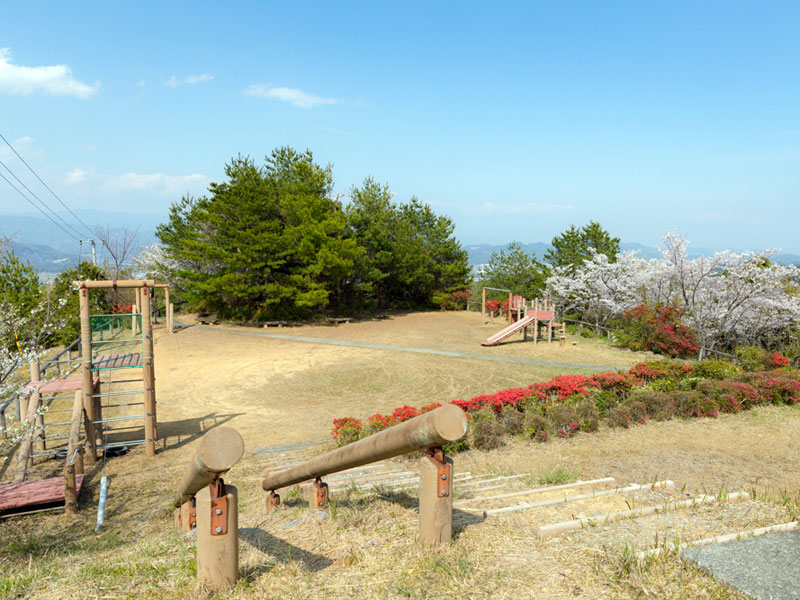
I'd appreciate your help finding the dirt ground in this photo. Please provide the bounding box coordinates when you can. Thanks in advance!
[3,311,800,599]
[153,310,640,448]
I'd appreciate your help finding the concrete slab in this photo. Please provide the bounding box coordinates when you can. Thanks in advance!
[681,529,800,599]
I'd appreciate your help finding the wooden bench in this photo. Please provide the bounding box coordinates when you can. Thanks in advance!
[262,321,288,328]
[196,316,219,325]
[328,317,352,324]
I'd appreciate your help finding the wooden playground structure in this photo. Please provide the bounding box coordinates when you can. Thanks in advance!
[0,279,174,518]
[481,291,567,347]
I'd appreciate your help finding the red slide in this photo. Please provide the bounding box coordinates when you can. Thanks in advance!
[481,313,537,346]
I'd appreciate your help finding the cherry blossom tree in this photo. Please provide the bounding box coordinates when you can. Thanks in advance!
[547,233,800,358]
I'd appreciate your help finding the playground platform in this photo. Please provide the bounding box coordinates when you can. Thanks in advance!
[0,475,85,515]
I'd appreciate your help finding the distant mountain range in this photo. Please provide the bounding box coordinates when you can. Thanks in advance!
[0,211,160,276]
[465,242,800,267]
[2,212,799,276]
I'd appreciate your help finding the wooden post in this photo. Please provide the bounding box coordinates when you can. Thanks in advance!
[533,299,539,344]
[164,286,172,333]
[481,287,486,323]
[419,448,453,545]
[79,285,97,463]
[196,483,239,591]
[507,291,513,325]
[309,478,329,510]
[29,360,46,457]
[131,304,138,335]
[141,283,156,457]
[169,303,174,334]
[13,391,40,481]
[64,462,78,514]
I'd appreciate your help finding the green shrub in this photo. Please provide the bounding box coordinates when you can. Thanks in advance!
[469,417,505,451]
[607,406,631,428]
[631,390,674,421]
[624,401,648,424]
[673,391,718,418]
[735,346,768,372]
[549,405,580,438]
[694,359,742,380]
[575,399,599,432]
[500,407,525,435]
[524,412,551,442]
[593,390,621,416]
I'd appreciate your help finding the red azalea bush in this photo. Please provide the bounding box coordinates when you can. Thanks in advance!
[617,304,699,358]
[331,358,800,450]
[331,417,363,446]
[111,303,133,314]
[485,300,502,316]
[765,352,790,369]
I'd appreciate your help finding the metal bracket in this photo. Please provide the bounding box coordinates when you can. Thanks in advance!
[209,478,228,535]
[313,477,328,509]
[188,497,197,531]
[425,446,451,498]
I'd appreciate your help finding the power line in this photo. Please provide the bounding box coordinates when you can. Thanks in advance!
[0,169,82,242]
[0,132,96,239]
[0,158,86,239]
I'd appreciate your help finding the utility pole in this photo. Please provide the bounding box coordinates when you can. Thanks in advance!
[90,239,97,265]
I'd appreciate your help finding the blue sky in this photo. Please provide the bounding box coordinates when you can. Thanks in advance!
[1,1,799,253]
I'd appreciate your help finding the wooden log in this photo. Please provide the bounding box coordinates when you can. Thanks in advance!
[481,287,486,323]
[172,427,245,507]
[262,404,467,491]
[78,279,155,289]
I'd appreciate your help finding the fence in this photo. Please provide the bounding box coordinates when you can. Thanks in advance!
[261,404,468,545]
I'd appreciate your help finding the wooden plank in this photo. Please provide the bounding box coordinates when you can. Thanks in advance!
[0,475,85,512]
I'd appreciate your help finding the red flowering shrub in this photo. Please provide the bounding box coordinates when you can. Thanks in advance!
[111,303,133,314]
[617,304,699,358]
[698,380,761,413]
[765,352,790,369]
[485,300,502,316]
[390,405,419,423]
[331,356,800,450]
[331,417,364,446]
[591,371,639,395]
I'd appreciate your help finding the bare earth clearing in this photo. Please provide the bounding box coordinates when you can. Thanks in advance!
[2,311,799,599]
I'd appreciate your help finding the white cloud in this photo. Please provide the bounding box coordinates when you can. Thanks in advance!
[64,168,88,184]
[0,48,99,99]
[164,73,214,88]
[244,84,339,108]
[473,202,575,215]
[101,172,209,196]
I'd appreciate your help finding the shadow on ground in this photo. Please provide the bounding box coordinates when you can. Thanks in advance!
[240,527,333,576]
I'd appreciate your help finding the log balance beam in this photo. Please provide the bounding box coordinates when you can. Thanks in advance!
[261,404,468,545]
[172,427,244,591]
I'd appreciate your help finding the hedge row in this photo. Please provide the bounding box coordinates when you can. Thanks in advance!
[331,356,799,451]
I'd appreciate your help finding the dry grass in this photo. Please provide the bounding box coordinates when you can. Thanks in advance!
[1,311,799,599]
